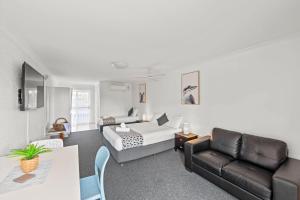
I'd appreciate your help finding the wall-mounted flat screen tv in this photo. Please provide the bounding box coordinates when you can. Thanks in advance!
[20,62,44,111]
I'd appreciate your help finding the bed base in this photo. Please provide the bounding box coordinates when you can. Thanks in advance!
[103,137,175,164]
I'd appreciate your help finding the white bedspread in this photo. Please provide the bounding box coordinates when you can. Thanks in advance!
[98,116,139,125]
[103,122,181,151]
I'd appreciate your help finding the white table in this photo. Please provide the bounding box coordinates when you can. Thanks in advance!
[0,145,81,200]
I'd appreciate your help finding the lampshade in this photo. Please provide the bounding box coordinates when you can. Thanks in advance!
[142,114,147,121]
[183,122,191,134]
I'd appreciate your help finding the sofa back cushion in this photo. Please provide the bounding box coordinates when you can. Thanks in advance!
[240,134,288,171]
[210,128,242,158]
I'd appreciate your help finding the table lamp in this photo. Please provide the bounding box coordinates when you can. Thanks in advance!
[183,122,191,135]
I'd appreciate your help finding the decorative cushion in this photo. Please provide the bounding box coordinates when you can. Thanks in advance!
[132,109,138,117]
[222,160,272,200]
[240,134,288,171]
[157,113,169,126]
[150,113,163,123]
[210,128,242,158]
[192,150,234,176]
[128,107,133,116]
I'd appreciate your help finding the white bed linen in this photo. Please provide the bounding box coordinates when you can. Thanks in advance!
[98,116,139,125]
[103,122,181,151]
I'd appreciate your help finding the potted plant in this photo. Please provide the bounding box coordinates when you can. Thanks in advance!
[10,144,51,174]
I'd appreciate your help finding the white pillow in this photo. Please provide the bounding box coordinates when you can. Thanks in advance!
[132,109,139,117]
[166,116,183,129]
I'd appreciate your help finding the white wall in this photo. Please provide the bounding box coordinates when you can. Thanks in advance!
[100,81,133,117]
[133,35,300,159]
[0,29,50,155]
[47,87,71,125]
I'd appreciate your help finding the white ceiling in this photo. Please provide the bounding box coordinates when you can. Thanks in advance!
[1,0,300,81]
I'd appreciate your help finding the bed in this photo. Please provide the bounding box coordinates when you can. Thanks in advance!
[98,114,140,132]
[103,117,182,163]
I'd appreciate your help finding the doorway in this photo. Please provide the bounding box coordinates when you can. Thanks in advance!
[71,89,96,132]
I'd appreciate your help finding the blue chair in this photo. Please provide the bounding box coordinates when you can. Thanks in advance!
[80,146,110,200]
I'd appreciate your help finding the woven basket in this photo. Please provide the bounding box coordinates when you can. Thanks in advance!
[20,156,39,174]
[53,118,68,131]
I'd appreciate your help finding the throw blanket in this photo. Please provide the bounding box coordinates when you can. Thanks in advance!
[111,126,144,150]
[102,117,116,125]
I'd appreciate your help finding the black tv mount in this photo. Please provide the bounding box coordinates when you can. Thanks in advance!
[18,89,23,105]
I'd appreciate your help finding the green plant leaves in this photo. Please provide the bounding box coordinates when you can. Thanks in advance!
[9,144,52,160]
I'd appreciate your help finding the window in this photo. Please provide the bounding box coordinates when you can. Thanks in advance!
[71,89,91,125]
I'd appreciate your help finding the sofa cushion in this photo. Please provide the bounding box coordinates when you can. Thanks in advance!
[222,160,272,200]
[192,150,234,176]
[210,128,242,158]
[240,134,288,171]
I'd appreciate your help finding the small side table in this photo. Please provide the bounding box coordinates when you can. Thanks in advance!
[174,132,198,151]
[47,128,69,139]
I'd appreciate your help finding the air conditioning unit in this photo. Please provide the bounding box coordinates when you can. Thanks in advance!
[110,82,130,91]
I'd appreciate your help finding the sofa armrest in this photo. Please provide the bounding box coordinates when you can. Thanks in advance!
[184,136,210,170]
[273,158,300,200]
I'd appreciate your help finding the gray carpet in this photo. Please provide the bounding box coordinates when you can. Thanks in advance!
[64,129,237,200]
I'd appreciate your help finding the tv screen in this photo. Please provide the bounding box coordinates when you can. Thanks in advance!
[20,62,44,111]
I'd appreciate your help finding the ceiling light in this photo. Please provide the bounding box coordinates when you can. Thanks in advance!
[111,62,128,69]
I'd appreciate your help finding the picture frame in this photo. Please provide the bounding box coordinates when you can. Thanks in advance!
[139,83,146,103]
[181,71,200,105]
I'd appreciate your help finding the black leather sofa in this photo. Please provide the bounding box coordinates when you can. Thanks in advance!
[185,128,300,200]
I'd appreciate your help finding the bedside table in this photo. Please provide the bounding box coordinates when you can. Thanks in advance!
[174,132,198,151]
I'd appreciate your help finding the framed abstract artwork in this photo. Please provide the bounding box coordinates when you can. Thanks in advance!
[139,83,146,103]
[181,71,200,105]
